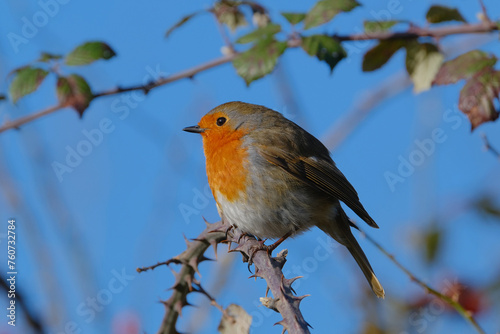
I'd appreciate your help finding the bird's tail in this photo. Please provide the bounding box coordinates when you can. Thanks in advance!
[319,209,385,298]
[345,235,385,298]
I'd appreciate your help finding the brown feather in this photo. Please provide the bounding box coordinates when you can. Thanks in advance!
[260,148,379,228]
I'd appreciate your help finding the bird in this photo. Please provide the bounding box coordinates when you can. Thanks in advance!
[183,101,384,298]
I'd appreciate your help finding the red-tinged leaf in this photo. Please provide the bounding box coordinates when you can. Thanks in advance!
[458,68,500,130]
[213,1,247,32]
[165,11,203,38]
[426,5,466,24]
[304,0,360,30]
[233,38,287,85]
[57,75,93,117]
[65,41,116,66]
[9,67,49,103]
[405,42,443,93]
[301,34,346,72]
[364,20,399,33]
[434,50,497,85]
[362,39,407,72]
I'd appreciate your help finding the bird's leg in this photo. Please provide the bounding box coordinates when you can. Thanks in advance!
[267,230,292,253]
[247,231,292,265]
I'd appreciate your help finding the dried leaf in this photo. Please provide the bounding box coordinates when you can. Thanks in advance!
[304,0,360,30]
[405,42,444,93]
[458,68,500,130]
[165,11,203,38]
[301,34,346,72]
[426,5,466,24]
[57,74,93,117]
[218,304,252,334]
[434,50,497,85]
[213,1,247,32]
[65,41,116,66]
[9,67,49,103]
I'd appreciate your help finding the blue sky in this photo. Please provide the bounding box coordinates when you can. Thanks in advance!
[0,0,499,333]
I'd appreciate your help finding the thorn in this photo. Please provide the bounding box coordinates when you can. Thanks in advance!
[183,234,190,247]
[228,243,246,253]
[174,300,184,316]
[292,294,310,307]
[202,216,211,227]
[185,275,193,292]
[265,286,270,297]
[210,239,218,260]
[273,319,286,327]
[188,257,201,277]
[283,276,302,294]
[248,268,262,279]
[198,255,213,263]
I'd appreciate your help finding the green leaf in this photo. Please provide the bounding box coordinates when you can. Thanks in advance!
[426,5,466,24]
[301,35,346,72]
[38,52,63,62]
[213,1,248,32]
[364,20,398,33]
[165,11,202,38]
[423,226,442,264]
[304,0,360,30]
[9,67,49,103]
[475,195,500,221]
[434,50,497,85]
[236,23,281,44]
[233,38,287,85]
[57,74,93,117]
[362,39,407,72]
[281,12,306,25]
[458,68,500,130]
[65,41,116,66]
[405,42,444,93]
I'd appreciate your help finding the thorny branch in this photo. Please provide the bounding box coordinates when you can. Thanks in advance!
[0,21,498,134]
[138,220,310,334]
[356,225,487,334]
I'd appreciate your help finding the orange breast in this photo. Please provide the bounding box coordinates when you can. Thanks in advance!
[202,129,249,203]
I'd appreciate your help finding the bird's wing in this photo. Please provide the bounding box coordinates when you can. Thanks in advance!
[259,147,378,228]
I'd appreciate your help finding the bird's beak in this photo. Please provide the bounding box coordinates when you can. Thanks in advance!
[183,125,205,133]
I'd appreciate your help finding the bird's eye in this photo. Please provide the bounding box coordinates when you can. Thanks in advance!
[216,117,227,126]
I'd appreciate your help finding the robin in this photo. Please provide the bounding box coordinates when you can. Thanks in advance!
[183,101,384,298]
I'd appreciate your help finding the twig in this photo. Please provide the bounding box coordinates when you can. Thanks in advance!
[357,226,486,334]
[139,220,310,334]
[478,0,492,23]
[0,21,498,134]
[0,104,64,134]
[0,276,45,333]
[332,21,498,41]
[481,133,500,160]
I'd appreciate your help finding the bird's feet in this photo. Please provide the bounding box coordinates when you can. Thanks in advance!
[247,231,292,265]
